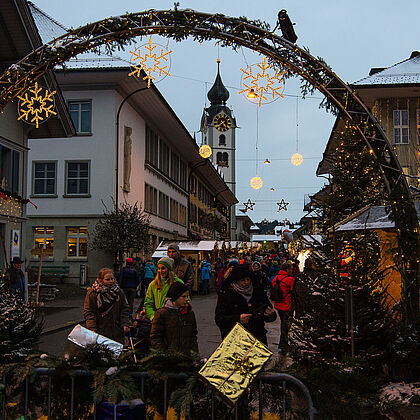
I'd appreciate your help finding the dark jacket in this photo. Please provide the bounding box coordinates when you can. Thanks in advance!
[83,288,130,343]
[150,304,198,354]
[173,258,194,288]
[5,267,25,298]
[118,266,141,289]
[215,281,276,344]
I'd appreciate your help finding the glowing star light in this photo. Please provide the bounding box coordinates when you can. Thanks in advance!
[291,152,303,166]
[199,144,212,159]
[239,57,287,107]
[276,199,289,212]
[17,82,56,128]
[129,37,172,88]
[243,199,256,211]
[250,176,263,190]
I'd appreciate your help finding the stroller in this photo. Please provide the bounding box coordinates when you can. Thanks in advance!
[128,299,152,355]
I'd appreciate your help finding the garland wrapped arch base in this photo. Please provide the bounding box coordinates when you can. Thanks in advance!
[0,8,418,313]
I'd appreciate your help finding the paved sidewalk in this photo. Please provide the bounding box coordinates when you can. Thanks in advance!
[38,289,282,358]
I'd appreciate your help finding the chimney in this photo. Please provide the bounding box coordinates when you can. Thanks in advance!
[369,68,386,76]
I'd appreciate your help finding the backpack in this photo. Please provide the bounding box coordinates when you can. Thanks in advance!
[270,275,285,302]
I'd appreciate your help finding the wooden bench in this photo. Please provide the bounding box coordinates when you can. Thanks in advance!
[29,265,70,282]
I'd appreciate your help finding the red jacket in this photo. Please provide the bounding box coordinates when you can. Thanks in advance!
[272,270,294,311]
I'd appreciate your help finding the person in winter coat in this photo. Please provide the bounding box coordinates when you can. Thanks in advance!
[252,261,270,295]
[144,257,183,320]
[142,260,157,298]
[199,259,212,295]
[293,257,318,318]
[83,267,130,343]
[167,244,194,291]
[271,261,295,352]
[216,258,239,293]
[5,257,26,300]
[215,265,276,344]
[117,257,141,316]
[268,260,281,283]
[150,282,198,354]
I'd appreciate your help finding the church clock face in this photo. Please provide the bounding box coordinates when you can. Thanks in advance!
[213,113,232,132]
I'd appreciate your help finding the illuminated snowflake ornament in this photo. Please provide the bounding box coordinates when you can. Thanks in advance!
[239,57,286,107]
[129,37,172,88]
[17,82,56,128]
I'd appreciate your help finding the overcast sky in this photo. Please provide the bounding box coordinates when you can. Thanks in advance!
[32,0,420,225]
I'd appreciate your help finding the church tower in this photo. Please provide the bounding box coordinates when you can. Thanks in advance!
[200,59,237,239]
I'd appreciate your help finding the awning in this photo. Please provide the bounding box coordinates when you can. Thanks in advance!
[152,240,217,258]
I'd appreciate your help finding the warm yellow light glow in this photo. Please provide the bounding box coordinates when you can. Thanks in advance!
[264,158,270,164]
[291,152,303,166]
[250,176,263,190]
[199,144,212,159]
[247,88,258,99]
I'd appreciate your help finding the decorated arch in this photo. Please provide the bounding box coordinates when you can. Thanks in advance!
[0,8,418,311]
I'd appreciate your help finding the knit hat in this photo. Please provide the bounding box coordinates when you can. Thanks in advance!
[167,243,180,255]
[226,264,254,284]
[167,282,189,301]
[227,259,239,268]
[157,257,174,270]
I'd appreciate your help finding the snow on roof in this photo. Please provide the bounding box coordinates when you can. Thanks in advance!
[62,56,131,70]
[335,203,420,231]
[251,234,282,242]
[301,235,323,246]
[354,54,420,86]
[28,1,67,44]
[156,240,217,252]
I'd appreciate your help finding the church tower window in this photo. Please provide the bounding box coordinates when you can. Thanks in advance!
[219,134,226,145]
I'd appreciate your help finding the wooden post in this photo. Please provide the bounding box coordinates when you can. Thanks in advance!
[30,248,53,305]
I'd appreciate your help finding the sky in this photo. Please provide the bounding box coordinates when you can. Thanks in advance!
[32,0,420,225]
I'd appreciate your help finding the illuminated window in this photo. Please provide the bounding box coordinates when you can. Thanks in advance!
[34,227,54,252]
[393,110,409,144]
[67,227,87,257]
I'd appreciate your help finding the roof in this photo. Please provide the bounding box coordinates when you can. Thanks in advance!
[354,53,420,86]
[332,203,420,232]
[156,240,217,252]
[27,1,67,44]
[251,234,282,242]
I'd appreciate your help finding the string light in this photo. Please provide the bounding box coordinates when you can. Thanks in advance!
[291,96,303,166]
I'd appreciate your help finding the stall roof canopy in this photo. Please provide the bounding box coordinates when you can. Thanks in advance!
[156,240,217,252]
[332,203,420,232]
[251,234,282,242]
[301,235,323,247]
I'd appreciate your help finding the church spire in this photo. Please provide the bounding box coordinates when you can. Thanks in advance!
[207,59,230,106]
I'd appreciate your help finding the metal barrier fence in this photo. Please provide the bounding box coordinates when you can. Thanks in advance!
[2,369,318,420]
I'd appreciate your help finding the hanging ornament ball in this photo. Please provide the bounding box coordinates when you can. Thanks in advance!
[291,153,303,166]
[250,176,263,190]
[199,144,212,159]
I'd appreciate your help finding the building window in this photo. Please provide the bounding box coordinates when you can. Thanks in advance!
[158,191,169,219]
[159,139,170,175]
[67,226,88,257]
[179,160,187,190]
[170,151,180,184]
[179,204,187,226]
[0,145,20,194]
[216,152,229,167]
[170,198,179,223]
[34,227,54,252]
[33,162,56,195]
[219,134,226,146]
[65,161,90,195]
[144,183,157,214]
[393,110,409,144]
[145,126,159,167]
[68,101,91,134]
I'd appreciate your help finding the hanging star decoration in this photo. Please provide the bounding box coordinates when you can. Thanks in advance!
[276,199,289,212]
[239,57,287,107]
[129,37,172,88]
[243,199,256,211]
[17,82,56,128]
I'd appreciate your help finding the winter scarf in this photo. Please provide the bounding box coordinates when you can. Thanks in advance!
[231,282,254,303]
[91,279,120,312]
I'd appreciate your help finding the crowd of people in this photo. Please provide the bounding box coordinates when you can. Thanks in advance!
[83,245,318,356]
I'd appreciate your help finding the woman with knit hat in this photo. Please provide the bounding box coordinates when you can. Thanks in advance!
[215,264,276,344]
[144,257,184,320]
[150,282,198,354]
